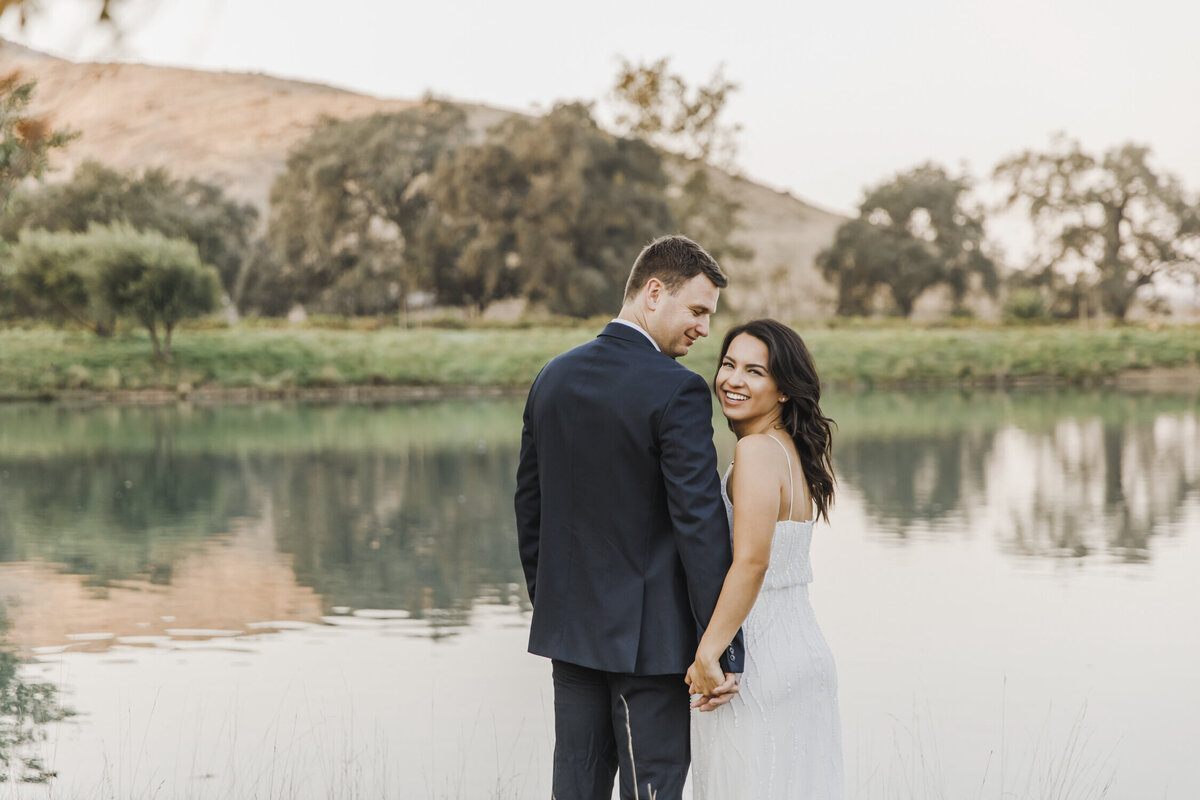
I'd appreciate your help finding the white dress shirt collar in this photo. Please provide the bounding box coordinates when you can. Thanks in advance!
[610,318,661,352]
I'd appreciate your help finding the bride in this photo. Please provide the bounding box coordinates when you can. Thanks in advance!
[688,318,844,799]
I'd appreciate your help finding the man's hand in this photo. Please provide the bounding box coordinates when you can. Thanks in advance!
[689,672,739,712]
[685,653,725,697]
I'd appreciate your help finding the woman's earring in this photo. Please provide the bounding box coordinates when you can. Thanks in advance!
[779,396,788,404]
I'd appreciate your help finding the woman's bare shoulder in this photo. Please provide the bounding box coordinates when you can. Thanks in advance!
[732,434,789,472]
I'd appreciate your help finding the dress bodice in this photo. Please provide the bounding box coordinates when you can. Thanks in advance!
[721,468,814,589]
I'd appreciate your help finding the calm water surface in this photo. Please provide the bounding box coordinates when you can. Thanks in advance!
[0,392,1198,798]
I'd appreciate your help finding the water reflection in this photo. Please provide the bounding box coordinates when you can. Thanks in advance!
[0,403,528,651]
[1,393,1196,798]
[986,414,1196,561]
[0,607,73,783]
[0,391,1197,654]
[265,445,526,632]
[0,452,240,588]
[830,391,1200,562]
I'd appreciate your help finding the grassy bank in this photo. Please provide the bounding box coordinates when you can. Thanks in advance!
[2,320,1199,401]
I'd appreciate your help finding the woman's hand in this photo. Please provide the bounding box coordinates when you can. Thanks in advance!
[691,673,739,711]
[685,650,725,697]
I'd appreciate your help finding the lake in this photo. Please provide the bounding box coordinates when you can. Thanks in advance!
[0,391,1197,799]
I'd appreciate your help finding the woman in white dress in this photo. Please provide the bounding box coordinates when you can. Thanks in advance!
[688,318,843,799]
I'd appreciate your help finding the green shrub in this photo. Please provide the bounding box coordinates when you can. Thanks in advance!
[8,229,116,335]
[1004,289,1049,322]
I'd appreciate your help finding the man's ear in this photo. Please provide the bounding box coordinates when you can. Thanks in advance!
[645,277,664,311]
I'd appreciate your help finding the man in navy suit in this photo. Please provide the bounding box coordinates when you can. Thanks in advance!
[515,235,745,800]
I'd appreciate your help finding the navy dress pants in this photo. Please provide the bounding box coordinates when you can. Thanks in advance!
[551,659,690,800]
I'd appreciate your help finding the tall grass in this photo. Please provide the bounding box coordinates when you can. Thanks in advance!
[855,692,1119,800]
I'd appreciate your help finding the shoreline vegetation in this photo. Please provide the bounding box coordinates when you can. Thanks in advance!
[2,319,1199,403]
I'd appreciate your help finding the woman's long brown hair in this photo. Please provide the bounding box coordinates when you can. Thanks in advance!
[714,319,837,523]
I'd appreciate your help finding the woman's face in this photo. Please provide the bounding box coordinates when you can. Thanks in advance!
[715,333,781,423]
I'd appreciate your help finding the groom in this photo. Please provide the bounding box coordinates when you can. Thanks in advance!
[515,235,745,800]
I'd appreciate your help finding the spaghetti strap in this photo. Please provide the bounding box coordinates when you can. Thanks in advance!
[767,434,795,521]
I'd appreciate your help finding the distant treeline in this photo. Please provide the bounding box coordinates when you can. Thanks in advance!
[0,103,723,322]
[820,144,1200,322]
[1,64,1198,362]
[0,61,750,342]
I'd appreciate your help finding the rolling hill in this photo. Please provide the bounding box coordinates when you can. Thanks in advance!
[1,40,845,319]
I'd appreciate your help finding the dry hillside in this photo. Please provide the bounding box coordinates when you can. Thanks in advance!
[1,40,845,318]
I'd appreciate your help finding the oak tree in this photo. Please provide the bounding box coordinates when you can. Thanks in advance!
[819,164,997,317]
[995,137,1200,319]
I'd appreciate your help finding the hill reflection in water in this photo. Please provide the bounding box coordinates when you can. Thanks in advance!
[0,392,1196,796]
[0,391,1196,653]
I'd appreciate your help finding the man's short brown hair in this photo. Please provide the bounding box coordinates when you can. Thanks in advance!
[623,235,728,301]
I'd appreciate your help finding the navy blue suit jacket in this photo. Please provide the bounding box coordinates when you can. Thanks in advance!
[514,322,745,675]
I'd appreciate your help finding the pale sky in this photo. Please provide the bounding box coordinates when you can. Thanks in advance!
[3,0,1199,217]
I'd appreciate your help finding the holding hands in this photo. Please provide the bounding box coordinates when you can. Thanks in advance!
[686,648,740,712]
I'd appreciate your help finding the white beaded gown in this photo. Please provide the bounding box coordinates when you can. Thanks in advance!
[691,441,844,799]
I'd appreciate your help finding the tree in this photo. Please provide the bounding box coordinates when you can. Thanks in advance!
[420,103,675,316]
[6,228,115,335]
[995,137,1200,319]
[607,57,752,264]
[609,57,741,168]
[0,74,75,320]
[0,72,75,213]
[415,139,528,310]
[7,225,220,359]
[264,102,473,316]
[819,164,997,316]
[1,161,259,304]
[668,165,753,263]
[88,224,221,360]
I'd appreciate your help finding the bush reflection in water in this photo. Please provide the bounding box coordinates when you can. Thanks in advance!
[0,393,1195,626]
[0,391,1197,790]
[0,393,1195,628]
[0,609,74,784]
[830,390,1198,561]
[0,402,528,637]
